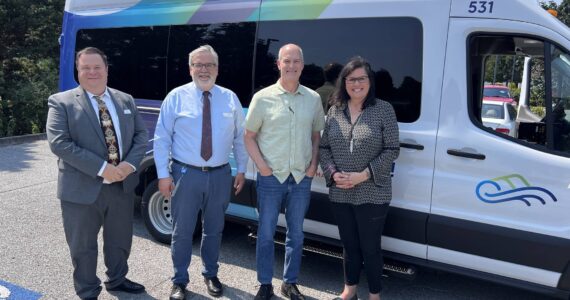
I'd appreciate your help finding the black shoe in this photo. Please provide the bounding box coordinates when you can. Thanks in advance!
[281,283,305,300]
[204,276,223,297]
[254,284,274,300]
[169,284,186,300]
[106,279,145,294]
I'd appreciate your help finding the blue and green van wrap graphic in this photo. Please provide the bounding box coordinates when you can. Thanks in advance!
[475,174,558,206]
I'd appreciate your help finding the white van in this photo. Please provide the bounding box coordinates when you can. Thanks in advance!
[60,0,570,297]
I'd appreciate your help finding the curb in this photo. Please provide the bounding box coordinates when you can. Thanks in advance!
[0,133,47,146]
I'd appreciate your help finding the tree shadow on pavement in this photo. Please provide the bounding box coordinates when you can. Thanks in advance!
[0,141,48,172]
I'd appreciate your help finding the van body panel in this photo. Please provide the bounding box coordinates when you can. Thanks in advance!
[429,245,561,287]
[428,214,570,273]
[383,237,427,259]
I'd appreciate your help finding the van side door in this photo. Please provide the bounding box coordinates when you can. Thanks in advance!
[432,17,570,288]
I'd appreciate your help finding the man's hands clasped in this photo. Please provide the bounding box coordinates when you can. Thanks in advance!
[102,162,134,183]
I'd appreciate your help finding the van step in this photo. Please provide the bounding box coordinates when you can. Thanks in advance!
[247,232,417,279]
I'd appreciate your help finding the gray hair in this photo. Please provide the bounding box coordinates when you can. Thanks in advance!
[277,44,304,62]
[188,45,219,66]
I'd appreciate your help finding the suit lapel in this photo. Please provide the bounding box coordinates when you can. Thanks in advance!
[74,87,106,145]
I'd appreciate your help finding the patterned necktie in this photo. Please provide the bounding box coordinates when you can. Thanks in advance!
[201,91,212,161]
[94,95,120,166]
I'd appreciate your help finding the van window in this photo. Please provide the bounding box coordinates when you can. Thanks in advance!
[75,23,256,103]
[166,23,256,105]
[255,17,423,123]
[76,26,169,100]
[469,34,570,155]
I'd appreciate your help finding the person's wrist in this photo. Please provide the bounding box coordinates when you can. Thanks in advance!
[331,171,338,180]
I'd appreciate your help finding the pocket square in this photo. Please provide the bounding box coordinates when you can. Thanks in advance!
[124,109,132,114]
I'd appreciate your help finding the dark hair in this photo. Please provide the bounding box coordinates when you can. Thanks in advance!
[323,62,342,83]
[76,47,108,67]
[331,56,376,109]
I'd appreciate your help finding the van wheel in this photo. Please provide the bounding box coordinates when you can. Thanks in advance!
[141,179,202,244]
[141,179,173,244]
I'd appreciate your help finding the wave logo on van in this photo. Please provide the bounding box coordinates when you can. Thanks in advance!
[475,174,557,206]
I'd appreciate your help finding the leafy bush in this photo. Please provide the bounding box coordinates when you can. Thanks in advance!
[0,0,63,137]
[508,82,521,103]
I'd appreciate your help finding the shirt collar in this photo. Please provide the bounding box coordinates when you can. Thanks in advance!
[276,80,304,95]
[85,88,110,100]
[190,82,218,98]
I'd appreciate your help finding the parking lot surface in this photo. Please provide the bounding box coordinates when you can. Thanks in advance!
[0,140,550,299]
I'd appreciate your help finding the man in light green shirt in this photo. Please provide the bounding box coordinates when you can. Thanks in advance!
[245,44,325,300]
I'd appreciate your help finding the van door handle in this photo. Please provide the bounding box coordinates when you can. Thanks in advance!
[400,142,424,150]
[447,149,486,160]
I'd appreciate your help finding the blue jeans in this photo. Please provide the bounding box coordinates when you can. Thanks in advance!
[256,174,312,284]
[170,162,232,286]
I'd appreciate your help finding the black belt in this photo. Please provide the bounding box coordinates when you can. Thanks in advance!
[172,158,228,172]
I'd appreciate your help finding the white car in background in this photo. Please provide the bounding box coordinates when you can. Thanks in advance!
[482,100,518,137]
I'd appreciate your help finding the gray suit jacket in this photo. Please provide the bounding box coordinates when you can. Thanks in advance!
[46,86,148,204]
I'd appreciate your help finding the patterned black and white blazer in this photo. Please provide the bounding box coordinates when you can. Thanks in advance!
[319,98,400,205]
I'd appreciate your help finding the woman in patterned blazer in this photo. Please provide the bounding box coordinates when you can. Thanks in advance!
[319,57,400,300]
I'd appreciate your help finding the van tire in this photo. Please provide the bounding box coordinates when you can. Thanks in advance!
[141,178,202,244]
[141,179,173,244]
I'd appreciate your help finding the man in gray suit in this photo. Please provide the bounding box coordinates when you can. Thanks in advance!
[46,47,148,300]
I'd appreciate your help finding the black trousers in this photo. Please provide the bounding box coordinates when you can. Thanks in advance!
[331,202,390,294]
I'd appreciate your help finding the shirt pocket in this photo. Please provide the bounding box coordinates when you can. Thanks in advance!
[174,111,200,132]
[215,111,235,135]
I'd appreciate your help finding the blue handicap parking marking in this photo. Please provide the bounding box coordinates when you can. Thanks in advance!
[0,280,41,300]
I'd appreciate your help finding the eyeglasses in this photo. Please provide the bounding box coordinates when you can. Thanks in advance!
[191,63,217,69]
[345,76,369,84]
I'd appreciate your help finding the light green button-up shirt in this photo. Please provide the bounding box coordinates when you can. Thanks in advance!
[246,81,325,183]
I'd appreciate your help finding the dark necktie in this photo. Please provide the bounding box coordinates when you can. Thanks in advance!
[94,95,120,166]
[201,91,212,161]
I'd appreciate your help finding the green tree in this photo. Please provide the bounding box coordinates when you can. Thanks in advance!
[558,1,570,25]
[0,0,64,137]
[484,55,524,85]
[541,0,570,26]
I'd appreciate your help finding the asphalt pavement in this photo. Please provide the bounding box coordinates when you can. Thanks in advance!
[0,140,551,300]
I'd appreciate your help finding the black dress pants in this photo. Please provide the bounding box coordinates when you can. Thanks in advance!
[331,202,389,294]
